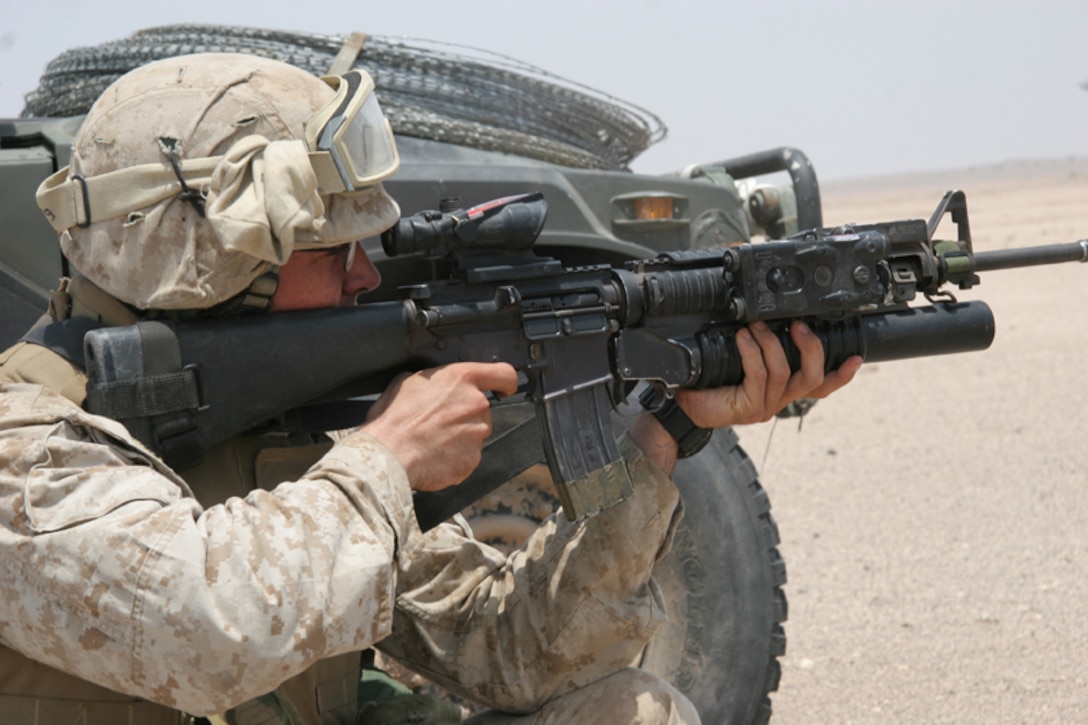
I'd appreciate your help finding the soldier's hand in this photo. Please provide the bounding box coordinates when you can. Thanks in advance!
[678,320,861,427]
[360,362,519,492]
[633,320,862,473]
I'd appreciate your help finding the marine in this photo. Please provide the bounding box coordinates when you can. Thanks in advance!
[0,52,859,724]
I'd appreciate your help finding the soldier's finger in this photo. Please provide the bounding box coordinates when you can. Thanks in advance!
[749,321,791,412]
[807,355,863,399]
[784,320,827,399]
[457,362,520,397]
[734,326,767,417]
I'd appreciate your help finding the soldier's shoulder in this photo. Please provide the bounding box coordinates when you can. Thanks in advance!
[0,382,79,418]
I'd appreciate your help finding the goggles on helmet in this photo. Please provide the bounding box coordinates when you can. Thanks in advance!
[305,70,400,193]
[35,69,399,235]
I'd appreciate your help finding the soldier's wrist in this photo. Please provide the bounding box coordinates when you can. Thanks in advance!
[637,388,713,459]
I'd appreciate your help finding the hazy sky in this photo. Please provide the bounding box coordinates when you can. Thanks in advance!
[1,0,1085,181]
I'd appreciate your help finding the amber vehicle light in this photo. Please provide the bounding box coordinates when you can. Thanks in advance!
[633,197,674,220]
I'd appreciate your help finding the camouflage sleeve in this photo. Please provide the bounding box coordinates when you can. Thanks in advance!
[376,433,684,712]
[0,383,421,716]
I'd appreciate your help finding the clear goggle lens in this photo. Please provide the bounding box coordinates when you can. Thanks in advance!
[338,94,398,184]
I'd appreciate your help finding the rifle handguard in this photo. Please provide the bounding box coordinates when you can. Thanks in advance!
[639,387,712,459]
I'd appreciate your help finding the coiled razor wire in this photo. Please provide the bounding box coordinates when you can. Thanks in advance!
[22,24,667,170]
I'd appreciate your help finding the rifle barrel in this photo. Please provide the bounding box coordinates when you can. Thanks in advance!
[973,240,1088,272]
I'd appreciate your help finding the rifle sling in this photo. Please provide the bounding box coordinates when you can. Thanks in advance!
[88,322,202,467]
[276,400,374,434]
[413,414,544,532]
[85,321,198,420]
[21,314,103,367]
[23,317,204,467]
[87,371,201,420]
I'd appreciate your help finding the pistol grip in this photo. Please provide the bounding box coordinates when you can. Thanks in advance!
[536,384,633,521]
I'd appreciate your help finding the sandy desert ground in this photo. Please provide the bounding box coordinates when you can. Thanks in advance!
[734,157,1088,724]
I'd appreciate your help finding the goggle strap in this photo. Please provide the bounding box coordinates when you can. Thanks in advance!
[35,151,359,234]
[36,158,220,234]
[308,151,352,195]
[327,32,369,76]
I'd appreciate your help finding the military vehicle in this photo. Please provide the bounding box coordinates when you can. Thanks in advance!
[0,25,828,724]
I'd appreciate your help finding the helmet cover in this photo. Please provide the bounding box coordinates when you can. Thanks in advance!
[61,53,400,310]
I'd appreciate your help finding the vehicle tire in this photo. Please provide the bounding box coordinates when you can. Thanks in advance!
[448,407,786,725]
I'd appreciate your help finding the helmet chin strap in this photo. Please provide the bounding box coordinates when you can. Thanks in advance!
[136,269,281,321]
[206,269,280,316]
[52,266,280,324]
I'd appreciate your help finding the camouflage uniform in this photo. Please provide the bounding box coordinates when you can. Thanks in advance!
[0,332,696,723]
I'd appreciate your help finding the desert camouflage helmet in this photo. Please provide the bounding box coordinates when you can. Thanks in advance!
[36,53,401,310]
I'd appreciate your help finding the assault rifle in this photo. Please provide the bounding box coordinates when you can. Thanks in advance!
[82,191,1087,522]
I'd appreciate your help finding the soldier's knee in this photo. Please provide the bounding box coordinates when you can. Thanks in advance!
[544,667,700,724]
[609,668,700,725]
[464,667,700,724]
